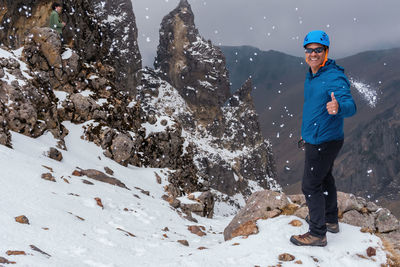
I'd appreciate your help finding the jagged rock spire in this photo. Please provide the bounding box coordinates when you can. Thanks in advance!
[228,78,254,107]
[179,0,191,8]
[155,0,230,123]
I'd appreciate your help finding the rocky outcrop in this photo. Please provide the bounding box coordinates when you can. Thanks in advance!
[0,0,141,93]
[224,189,400,254]
[155,0,230,123]
[91,0,142,93]
[1,0,278,219]
[201,79,276,195]
[0,48,63,140]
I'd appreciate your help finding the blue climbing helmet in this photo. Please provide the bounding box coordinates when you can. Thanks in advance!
[303,30,330,47]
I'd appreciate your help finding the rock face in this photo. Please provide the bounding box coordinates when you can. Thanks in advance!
[207,79,276,194]
[151,0,277,199]
[0,48,62,139]
[0,0,141,93]
[91,0,142,93]
[0,0,278,219]
[155,0,230,123]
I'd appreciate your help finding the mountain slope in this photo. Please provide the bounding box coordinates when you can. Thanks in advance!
[0,123,388,266]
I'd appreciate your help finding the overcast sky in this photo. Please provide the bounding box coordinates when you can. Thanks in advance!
[131,0,400,67]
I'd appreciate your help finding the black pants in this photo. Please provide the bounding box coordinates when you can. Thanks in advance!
[302,139,343,237]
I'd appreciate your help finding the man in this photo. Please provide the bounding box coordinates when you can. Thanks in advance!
[290,30,356,247]
[49,3,66,39]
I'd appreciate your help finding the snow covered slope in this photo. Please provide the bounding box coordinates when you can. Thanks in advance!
[0,123,387,266]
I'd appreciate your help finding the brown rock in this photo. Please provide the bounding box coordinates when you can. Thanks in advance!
[294,260,303,264]
[42,165,54,172]
[229,220,259,240]
[289,220,303,227]
[41,173,56,182]
[68,212,85,221]
[6,251,26,256]
[281,203,299,215]
[232,243,240,246]
[95,197,104,209]
[30,245,51,257]
[278,253,295,261]
[341,210,375,230]
[197,246,207,250]
[337,192,363,213]
[197,191,215,218]
[188,225,206,237]
[375,208,399,233]
[47,147,63,161]
[80,169,129,189]
[116,228,136,237]
[155,172,162,184]
[224,190,289,241]
[72,170,82,176]
[360,227,374,234]
[63,178,70,184]
[288,194,306,205]
[110,133,134,166]
[31,27,62,68]
[366,247,376,257]
[82,179,94,185]
[177,240,189,246]
[104,167,114,175]
[0,256,16,264]
[311,256,319,262]
[15,215,30,225]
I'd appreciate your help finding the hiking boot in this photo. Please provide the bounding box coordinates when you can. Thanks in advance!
[290,232,327,247]
[305,215,339,233]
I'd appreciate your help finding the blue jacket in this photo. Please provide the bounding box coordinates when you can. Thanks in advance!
[301,59,356,145]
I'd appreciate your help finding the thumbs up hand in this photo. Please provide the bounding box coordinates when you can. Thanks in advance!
[326,92,339,115]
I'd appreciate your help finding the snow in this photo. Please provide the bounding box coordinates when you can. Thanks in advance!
[53,91,69,108]
[0,113,388,267]
[61,48,73,60]
[0,47,33,85]
[350,78,378,108]
[141,115,175,138]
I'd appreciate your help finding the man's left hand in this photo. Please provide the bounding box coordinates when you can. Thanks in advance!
[327,92,339,115]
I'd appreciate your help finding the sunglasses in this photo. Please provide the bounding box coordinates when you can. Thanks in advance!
[305,47,325,54]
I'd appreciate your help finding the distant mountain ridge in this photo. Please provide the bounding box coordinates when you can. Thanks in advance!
[221,45,400,216]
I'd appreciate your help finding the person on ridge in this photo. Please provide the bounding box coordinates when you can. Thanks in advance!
[290,30,356,247]
[49,2,66,40]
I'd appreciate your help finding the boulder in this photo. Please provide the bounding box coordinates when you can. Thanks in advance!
[31,27,62,69]
[47,147,63,161]
[68,93,100,122]
[341,210,375,230]
[110,133,134,166]
[76,169,129,190]
[197,191,215,218]
[337,192,364,215]
[375,208,399,233]
[224,190,289,240]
